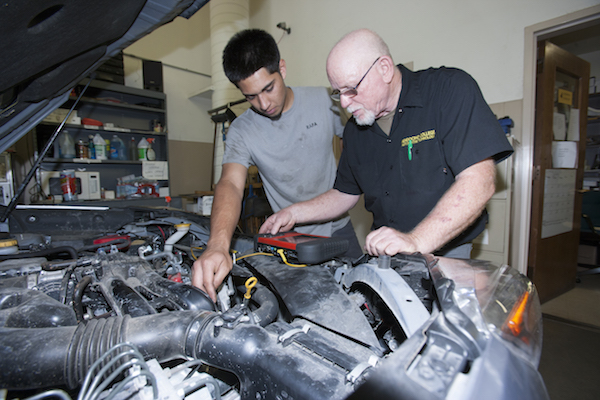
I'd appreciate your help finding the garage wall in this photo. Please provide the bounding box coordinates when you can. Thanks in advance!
[248,0,598,104]
[122,0,598,196]
[127,0,598,140]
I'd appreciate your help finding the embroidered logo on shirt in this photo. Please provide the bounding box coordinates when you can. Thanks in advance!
[306,122,317,129]
[401,130,435,147]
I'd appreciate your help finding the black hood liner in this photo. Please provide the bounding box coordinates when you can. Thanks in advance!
[0,1,146,95]
[0,47,107,130]
[0,0,209,153]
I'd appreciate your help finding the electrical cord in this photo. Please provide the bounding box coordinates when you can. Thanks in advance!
[276,249,306,267]
[24,390,72,400]
[78,343,157,400]
[170,360,222,400]
[190,246,204,260]
[236,252,273,261]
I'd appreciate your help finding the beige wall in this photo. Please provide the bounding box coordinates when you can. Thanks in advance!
[121,1,599,195]
[127,0,599,145]
[168,140,214,195]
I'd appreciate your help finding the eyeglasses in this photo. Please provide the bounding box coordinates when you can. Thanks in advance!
[330,56,380,101]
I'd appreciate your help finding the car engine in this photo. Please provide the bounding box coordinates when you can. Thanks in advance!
[0,206,546,400]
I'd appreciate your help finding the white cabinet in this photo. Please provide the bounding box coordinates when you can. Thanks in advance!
[472,136,514,265]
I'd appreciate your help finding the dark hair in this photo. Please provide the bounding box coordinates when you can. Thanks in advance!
[222,29,280,84]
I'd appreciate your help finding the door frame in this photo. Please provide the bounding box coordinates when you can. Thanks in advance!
[512,5,600,274]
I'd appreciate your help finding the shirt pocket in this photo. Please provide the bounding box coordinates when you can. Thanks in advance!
[400,137,449,193]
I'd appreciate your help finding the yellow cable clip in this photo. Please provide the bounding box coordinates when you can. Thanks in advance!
[244,277,258,300]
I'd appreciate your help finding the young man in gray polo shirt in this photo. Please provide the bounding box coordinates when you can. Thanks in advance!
[192,29,362,301]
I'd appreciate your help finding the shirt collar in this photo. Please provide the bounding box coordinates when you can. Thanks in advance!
[397,64,423,110]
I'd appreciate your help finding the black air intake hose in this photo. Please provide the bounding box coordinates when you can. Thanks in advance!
[196,323,355,399]
[1,310,363,399]
[0,311,214,390]
[236,283,278,327]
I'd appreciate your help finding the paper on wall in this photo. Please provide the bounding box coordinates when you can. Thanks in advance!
[541,169,576,239]
[551,141,577,169]
[142,161,169,180]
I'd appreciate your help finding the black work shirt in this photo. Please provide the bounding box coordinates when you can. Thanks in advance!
[334,64,513,250]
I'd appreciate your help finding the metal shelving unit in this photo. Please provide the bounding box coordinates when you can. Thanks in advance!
[33,79,169,195]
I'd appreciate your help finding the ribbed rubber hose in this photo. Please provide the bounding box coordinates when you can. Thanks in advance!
[0,311,214,390]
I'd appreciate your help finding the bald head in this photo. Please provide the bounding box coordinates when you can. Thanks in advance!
[327,29,391,79]
[326,29,401,125]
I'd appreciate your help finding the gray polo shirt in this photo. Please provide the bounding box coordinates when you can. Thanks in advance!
[223,86,349,236]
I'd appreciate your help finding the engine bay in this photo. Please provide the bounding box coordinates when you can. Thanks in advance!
[0,205,548,400]
[0,206,442,400]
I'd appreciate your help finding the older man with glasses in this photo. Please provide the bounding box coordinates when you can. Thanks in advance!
[260,28,513,260]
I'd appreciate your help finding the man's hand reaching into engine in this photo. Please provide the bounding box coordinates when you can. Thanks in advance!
[364,227,422,256]
[192,246,233,302]
[364,159,497,257]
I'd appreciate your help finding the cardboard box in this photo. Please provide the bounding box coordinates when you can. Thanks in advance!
[43,109,80,125]
[200,196,213,216]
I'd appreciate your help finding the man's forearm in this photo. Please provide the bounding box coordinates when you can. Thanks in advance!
[260,189,360,234]
[289,189,360,224]
[410,158,496,253]
[206,182,244,251]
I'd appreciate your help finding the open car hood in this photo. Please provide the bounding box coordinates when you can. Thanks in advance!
[0,0,209,154]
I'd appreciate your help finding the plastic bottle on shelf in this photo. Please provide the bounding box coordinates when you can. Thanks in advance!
[110,135,127,160]
[105,139,110,158]
[128,137,137,160]
[146,138,156,161]
[118,137,127,160]
[88,135,96,159]
[138,137,150,161]
[76,139,88,159]
[108,135,118,160]
[58,130,75,159]
[93,134,107,160]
